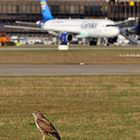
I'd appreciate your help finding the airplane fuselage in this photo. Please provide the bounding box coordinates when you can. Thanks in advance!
[43,19,120,38]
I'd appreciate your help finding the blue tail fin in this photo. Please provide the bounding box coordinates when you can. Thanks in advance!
[40,0,53,21]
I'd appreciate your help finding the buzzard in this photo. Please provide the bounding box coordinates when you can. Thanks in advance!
[32,111,61,140]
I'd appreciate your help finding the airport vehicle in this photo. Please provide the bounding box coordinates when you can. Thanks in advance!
[0,33,11,46]
[5,0,136,45]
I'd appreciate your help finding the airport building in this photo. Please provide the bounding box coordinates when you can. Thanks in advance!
[0,0,140,33]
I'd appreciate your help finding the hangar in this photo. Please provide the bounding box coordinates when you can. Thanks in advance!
[0,0,139,33]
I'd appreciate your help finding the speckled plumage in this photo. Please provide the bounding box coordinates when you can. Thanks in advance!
[32,111,61,140]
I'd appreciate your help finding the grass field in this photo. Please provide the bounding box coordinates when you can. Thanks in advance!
[0,76,140,140]
[0,49,140,64]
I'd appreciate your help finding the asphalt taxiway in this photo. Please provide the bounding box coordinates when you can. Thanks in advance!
[0,47,140,51]
[0,64,139,76]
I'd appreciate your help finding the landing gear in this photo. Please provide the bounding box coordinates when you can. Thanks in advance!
[89,39,97,45]
[89,38,109,46]
[108,37,118,44]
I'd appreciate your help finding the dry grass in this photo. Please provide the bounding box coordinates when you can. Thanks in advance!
[0,49,140,64]
[0,76,140,140]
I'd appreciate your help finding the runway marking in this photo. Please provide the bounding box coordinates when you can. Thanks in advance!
[119,53,140,58]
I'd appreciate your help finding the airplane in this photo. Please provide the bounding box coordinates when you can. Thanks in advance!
[5,0,136,46]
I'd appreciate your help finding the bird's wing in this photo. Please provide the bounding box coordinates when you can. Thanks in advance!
[37,118,57,133]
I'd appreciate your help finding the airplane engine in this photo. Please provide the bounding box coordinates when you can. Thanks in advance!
[59,33,73,45]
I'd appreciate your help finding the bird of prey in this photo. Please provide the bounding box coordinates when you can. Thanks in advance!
[32,111,61,140]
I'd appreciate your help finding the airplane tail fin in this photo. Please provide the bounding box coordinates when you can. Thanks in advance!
[40,0,54,21]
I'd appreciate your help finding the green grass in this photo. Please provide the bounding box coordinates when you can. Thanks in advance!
[0,49,140,64]
[0,76,140,140]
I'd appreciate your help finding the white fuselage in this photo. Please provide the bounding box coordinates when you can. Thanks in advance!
[43,19,120,38]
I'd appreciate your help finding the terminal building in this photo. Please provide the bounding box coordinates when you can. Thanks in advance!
[0,0,140,33]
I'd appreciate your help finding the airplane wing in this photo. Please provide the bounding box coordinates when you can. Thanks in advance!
[15,21,39,26]
[5,24,60,37]
[4,25,45,31]
[48,31,59,36]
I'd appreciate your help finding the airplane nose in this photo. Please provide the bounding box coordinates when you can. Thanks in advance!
[107,27,120,37]
[115,27,120,36]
